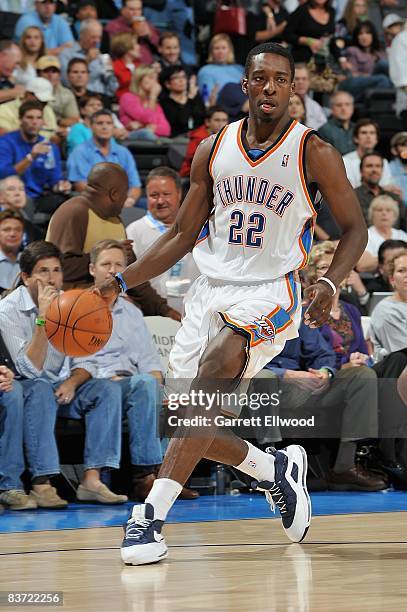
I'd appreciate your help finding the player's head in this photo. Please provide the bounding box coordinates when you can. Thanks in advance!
[242,43,295,123]
[86,162,129,217]
[89,239,126,285]
[19,240,63,304]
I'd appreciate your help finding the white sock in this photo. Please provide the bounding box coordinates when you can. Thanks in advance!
[233,441,275,483]
[142,478,183,521]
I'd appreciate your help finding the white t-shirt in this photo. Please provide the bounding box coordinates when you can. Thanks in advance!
[366,225,407,256]
[343,151,393,188]
[126,212,200,310]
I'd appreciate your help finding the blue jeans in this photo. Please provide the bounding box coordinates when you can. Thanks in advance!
[339,74,392,102]
[119,374,163,466]
[0,379,60,491]
[57,379,122,470]
[127,128,158,142]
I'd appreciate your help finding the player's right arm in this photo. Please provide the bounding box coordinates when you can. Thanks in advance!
[98,136,216,299]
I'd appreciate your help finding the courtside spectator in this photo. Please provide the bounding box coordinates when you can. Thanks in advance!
[0,210,24,291]
[0,363,66,510]
[14,0,74,56]
[67,109,141,205]
[319,91,356,155]
[0,41,24,104]
[0,101,70,216]
[389,22,407,130]
[389,132,407,202]
[294,64,327,130]
[66,94,102,154]
[0,176,41,244]
[13,26,45,87]
[157,32,189,74]
[60,19,118,99]
[119,66,170,140]
[288,93,307,124]
[76,239,164,501]
[0,77,57,138]
[246,0,289,46]
[355,152,405,226]
[197,34,244,101]
[0,240,127,505]
[337,0,369,40]
[105,0,160,65]
[179,105,228,178]
[126,167,199,308]
[283,0,336,63]
[36,56,80,128]
[339,21,392,101]
[383,13,405,47]
[370,252,407,358]
[71,0,110,54]
[159,67,205,137]
[365,239,407,293]
[343,120,393,188]
[110,32,141,100]
[358,195,407,272]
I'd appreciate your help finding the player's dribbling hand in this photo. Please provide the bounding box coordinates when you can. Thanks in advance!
[303,282,334,328]
[93,278,120,307]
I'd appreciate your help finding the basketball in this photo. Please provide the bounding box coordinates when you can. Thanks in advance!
[45,289,113,357]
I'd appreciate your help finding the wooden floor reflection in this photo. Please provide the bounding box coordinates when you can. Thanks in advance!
[1,512,407,611]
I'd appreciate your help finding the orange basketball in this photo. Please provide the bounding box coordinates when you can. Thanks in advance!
[45,289,113,357]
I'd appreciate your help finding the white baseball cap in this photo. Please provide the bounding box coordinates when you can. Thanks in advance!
[26,77,55,102]
[382,14,404,29]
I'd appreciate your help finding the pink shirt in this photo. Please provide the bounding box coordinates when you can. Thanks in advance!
[119,92,171,137]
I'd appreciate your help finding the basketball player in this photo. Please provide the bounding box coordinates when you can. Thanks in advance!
[98,43,368,565]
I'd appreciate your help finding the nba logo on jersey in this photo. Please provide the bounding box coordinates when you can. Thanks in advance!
[253,316,276,342]
[281,154,290,167]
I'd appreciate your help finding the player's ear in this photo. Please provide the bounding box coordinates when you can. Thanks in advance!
[241,77,248,95]
[89,263,95,278]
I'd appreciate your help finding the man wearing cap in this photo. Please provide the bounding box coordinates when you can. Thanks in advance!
[0,77,57,137]
[383,14,405,47]
[390,132,407,202]
[14,0,74,56]
[0,100,70,218]
[36,56,79,128]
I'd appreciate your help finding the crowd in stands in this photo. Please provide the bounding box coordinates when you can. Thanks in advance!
[0,0,407,509]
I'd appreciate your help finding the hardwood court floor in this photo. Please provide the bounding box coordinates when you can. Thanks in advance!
[1,512,407,611]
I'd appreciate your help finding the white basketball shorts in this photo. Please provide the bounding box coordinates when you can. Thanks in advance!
[168,272,301,381]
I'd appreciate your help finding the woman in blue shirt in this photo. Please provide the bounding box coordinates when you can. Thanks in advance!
[197,33,244,103]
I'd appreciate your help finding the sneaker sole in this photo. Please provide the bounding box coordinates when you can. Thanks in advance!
[121,541,168,566]
[284,445,312,543]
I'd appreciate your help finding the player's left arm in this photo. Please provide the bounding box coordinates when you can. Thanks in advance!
[303,135,368,327]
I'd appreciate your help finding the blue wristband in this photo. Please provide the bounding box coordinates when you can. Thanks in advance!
[115,272,128,293]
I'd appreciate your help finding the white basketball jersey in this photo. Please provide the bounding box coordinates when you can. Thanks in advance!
[193,118,318,282]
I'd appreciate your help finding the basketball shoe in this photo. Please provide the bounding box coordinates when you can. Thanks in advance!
[121,503,168,565]
[252,445,311,542]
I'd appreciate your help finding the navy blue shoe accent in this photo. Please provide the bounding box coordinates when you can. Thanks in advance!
[121,503,168,565]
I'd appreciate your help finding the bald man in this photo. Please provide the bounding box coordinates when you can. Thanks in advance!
[46,162,180,319]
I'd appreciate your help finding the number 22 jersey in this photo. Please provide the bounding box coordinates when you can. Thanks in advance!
[193,118,319,282]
